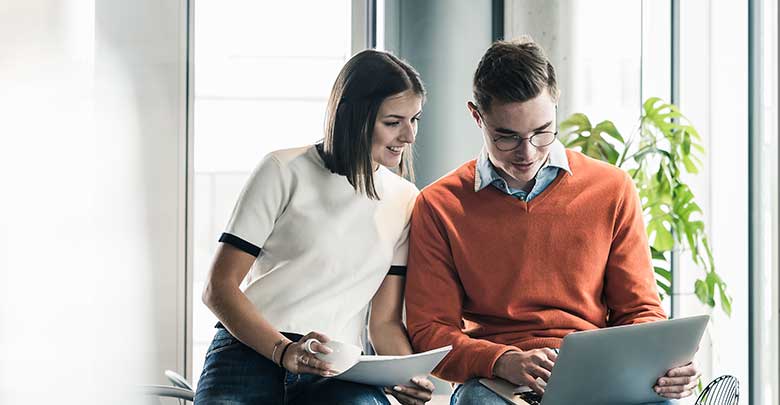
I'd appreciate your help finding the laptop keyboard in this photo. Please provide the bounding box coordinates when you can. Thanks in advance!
[516,391,543,405]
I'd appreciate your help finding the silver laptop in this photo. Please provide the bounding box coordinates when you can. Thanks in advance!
[480,315,709,405]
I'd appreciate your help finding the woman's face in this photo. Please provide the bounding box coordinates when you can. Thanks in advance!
[371,89,423,169]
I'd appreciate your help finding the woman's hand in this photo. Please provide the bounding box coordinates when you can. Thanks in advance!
[280,331,336,376]
[383,376,436,405]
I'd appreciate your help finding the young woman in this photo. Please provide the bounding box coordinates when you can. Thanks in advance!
[194,50,435,405]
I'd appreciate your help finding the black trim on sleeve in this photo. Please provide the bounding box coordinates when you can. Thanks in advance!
[387,265,407,276]
[219,232,261,257]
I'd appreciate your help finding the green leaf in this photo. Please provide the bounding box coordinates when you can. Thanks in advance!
[704,273,717,306]
[694,280,710,306]
[719,286,732,316]
[559,113,592,133]
[562,136,585,149]
[564,98,732,317]
[682,155,699,173]
[654,266,672,281]
[594,120,625,144]
[656,279,672,296]
[643,97,663,115]
[649,221,675,251]
[682,131,691,155]
[596,140,620,165]
[687,125,702,141]
[650,247,667,261]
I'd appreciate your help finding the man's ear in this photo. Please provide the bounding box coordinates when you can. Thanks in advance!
[467,101,482,128]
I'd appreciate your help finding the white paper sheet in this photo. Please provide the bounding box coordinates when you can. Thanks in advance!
[330,346,452,387]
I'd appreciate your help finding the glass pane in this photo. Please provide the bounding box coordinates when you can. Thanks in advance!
[561,1,643,145]
[192,0,351,387]
[194,98,328,172]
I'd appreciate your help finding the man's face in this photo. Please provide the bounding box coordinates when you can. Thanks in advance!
[468,90,557,190]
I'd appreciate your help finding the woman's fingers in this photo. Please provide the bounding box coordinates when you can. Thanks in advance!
[302,331,331,345]
[297,364,336,377]
[380,376,435,404]
[309,339,332,354]
[299,354,333,372]
[391,384,433,401]
[385,387,427,404]
[300,332,332,355]
[282,341,337,375]
[410,376,436,392]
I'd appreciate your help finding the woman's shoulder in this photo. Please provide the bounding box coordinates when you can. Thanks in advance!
[378,169,419,201]
[254,144,331,178]
[244,145,325,189]
[263,145,318,167]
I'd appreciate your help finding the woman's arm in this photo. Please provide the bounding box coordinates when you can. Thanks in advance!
[370,274,436,404]
[202,243,291,362]
[203,243,333,376]
[368,275,413,355]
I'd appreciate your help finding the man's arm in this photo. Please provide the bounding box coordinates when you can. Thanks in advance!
[605,176,700,399]
[604,174,667,326]
[404,193,515,383]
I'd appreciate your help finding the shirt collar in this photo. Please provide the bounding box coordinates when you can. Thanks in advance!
[474,139,572,192]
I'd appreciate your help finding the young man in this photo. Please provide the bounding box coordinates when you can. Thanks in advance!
[404,37,700,404]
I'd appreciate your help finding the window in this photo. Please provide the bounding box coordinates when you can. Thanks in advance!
[192,0,352,385]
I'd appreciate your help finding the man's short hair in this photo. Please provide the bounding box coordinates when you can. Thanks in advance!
[472,35,560,112]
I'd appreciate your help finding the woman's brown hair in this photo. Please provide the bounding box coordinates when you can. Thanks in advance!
[322,50,425,200]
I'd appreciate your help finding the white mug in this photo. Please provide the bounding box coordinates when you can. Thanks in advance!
[314,340,361,372]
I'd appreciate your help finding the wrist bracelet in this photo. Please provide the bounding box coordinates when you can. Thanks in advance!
[278,341,293,367]
[271,339,285,365]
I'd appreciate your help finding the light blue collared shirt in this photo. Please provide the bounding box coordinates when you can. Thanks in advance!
[474,140,572,201]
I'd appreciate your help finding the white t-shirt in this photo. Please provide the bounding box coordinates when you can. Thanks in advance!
[221,145,419,345]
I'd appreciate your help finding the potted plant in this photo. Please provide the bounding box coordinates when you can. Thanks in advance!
[559,97,732,315]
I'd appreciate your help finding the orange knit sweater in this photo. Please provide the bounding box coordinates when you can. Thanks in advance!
[405,150,666,383]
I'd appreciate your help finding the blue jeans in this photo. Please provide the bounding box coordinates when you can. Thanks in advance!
[194,328,389,405]
[450,379,679,405]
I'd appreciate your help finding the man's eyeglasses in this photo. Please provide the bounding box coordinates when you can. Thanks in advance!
[475,107,558,152]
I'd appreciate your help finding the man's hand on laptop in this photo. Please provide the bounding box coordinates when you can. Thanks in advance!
[653,362,701,399]
[492,349,557,395]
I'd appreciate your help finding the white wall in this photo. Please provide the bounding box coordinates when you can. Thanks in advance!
[0,1,189,402]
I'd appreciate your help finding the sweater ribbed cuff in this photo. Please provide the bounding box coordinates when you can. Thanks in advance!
[478,344,519,379]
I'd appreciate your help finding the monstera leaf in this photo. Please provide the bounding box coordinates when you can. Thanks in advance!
[560,98,732,316]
